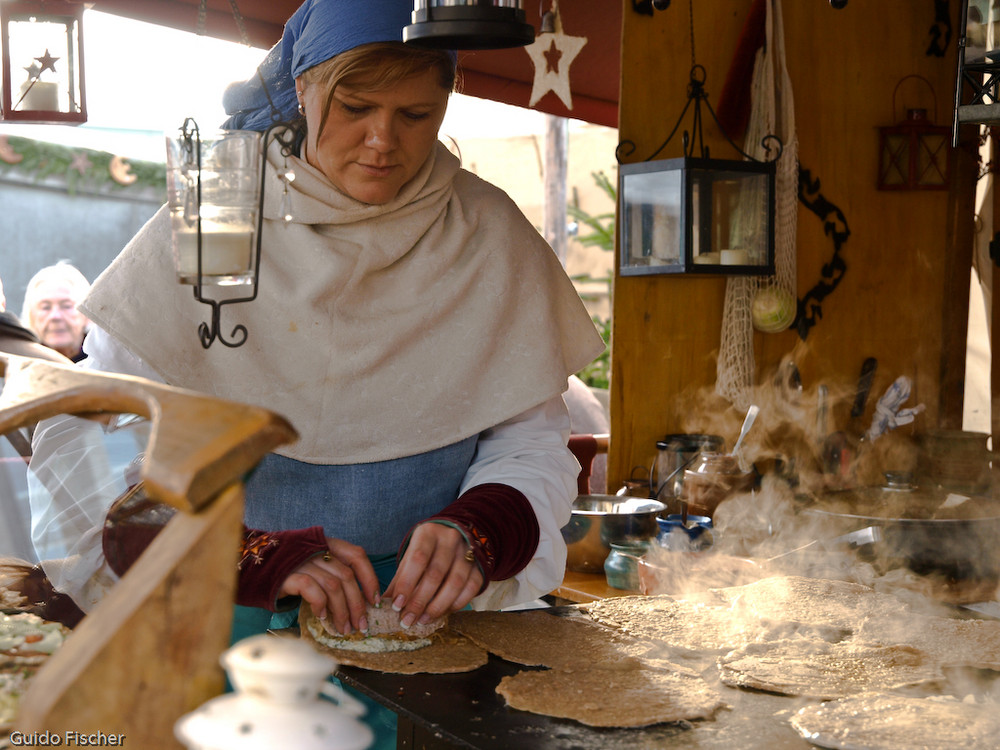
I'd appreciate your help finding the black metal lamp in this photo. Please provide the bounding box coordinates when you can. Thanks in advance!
[617,66,781,277]
[0,0,86,123]
[403,0,535,49]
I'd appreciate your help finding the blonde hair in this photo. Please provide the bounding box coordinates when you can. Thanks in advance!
[300,42,456,140]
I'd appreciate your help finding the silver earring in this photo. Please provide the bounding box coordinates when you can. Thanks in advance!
[297,102,305,116]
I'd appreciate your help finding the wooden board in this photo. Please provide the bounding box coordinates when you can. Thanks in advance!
[0,354,298,748]
[14,484,244,749]
[0,353,296,511]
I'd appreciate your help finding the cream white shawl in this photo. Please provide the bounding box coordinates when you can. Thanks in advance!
[81,141,604,464]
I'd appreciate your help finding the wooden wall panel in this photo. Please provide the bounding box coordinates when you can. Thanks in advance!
[609,0,974,487]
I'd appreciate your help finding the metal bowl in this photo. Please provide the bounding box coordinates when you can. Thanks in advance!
[561,494,667,573]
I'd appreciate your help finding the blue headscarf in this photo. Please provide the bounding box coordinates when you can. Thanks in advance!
[222,0,415,131]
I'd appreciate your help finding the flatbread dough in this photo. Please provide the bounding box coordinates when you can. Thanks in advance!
[299,607,487,674]
[856,613,1000,670]
[586,590,847,655]
[587,576,921,656]
[586,592,750,653]
[496,664,723,728]
[449,609,639,668]
[789,691,1000,750]
[710,575,913,630]
[719,639,944,699]
[448,608,720,726]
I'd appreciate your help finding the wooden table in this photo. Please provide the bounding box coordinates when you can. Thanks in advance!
[547,569,636,604]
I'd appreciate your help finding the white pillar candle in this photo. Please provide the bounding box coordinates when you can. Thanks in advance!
[19,81,58,111]
[174,227,255,285]
[720,248,749,265]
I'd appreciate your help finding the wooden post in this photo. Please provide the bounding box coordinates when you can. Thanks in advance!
[939,123,979,428]
[544,114,569,265]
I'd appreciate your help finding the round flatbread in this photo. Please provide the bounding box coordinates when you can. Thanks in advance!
[789,691,1000,750]
[496,664,723,728]
[449,608,638,669]
[719,639,944,699]
[299,607,487,675]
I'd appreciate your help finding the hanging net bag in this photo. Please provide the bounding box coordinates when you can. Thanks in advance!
[716,0,799,409]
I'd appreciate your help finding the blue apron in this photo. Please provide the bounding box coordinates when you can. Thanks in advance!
[231,435,479,750]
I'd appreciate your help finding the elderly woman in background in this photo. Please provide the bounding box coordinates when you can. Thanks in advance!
[0,274,71,363]
[21,261,91,362]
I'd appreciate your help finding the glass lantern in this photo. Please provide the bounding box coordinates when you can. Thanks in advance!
[619,155,776,276]
[877,75,950,191]
[0,0,86,123]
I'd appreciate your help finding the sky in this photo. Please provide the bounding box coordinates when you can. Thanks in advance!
[0,10,552,162]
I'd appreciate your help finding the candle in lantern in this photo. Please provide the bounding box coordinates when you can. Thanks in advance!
[19,80,59,111]
[173,225,255,285]
[720,248,749,265]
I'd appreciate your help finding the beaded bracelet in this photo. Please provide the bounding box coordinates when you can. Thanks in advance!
[425,519,492,591]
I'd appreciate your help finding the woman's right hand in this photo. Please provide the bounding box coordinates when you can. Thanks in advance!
[278,538,379,635]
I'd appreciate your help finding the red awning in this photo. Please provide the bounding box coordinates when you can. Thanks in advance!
[85,0,620,128]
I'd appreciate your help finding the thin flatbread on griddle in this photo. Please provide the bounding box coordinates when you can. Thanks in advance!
[712,575,912,630]
[587,577,913,656]
[496,663,723,728]
[856,613,1000,671]
[299,606,487,674]
[586,592,745,653]
[719,639,944,699]
[449,608,646,669]
[789,691,1000,750]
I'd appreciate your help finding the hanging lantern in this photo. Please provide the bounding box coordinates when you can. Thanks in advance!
[403,0,535,49]
[0,0,86,123]
[617,66,780,277]
[877,76,950,191]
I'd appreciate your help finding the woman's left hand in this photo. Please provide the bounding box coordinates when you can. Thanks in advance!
[382,522,482,628]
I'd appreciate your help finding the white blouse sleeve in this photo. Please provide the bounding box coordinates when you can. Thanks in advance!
[29,324,157,611]
[462,393,579,611]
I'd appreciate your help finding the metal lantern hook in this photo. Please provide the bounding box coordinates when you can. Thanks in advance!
[891,74,939,124]
[616,65,783,165]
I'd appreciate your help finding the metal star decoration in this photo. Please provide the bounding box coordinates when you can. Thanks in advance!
[524,27,587,110]
[34,49,59,74]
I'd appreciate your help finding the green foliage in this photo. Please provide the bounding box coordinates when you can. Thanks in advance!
[571,169,616,389]
[0,135,167,199]
[575,315,611,390]
[567,169,615,254]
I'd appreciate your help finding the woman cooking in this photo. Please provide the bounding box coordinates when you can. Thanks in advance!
[78,0,601,675]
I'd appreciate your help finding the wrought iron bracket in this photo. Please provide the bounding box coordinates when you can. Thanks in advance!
[616,65,782,165]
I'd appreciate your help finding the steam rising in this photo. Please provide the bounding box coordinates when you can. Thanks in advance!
[644,356,1000,608]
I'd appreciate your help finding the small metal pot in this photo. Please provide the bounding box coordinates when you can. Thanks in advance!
[561,495,667,573]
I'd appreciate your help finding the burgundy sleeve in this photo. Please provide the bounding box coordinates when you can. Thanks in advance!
[423,482,540,582]
[236,526,329,611]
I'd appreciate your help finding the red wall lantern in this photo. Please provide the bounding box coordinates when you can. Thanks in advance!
[0,0,86,123]
[877,76,950,191]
